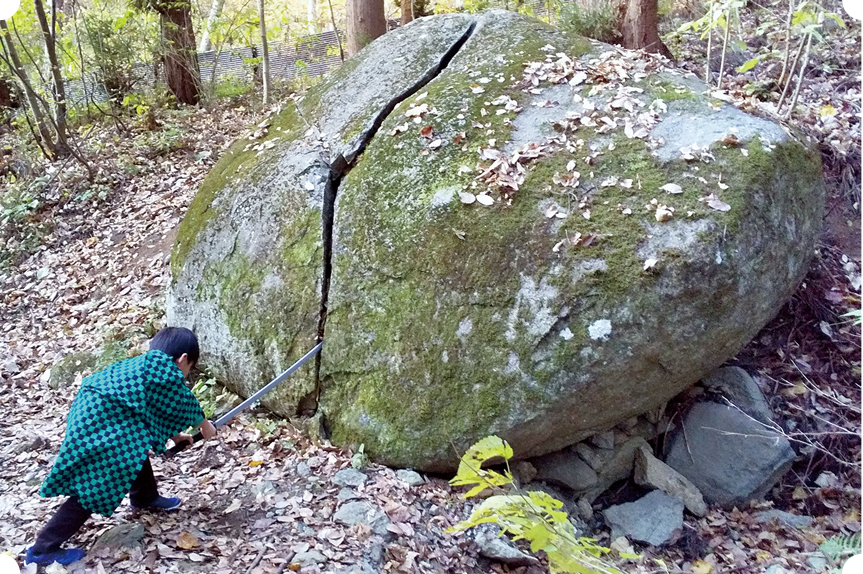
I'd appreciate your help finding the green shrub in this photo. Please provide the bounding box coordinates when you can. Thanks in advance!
[448,436,636,574]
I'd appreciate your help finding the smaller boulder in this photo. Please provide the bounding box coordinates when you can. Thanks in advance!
[633,445,708,517]
[701,366,774,425]
[588,431,616,450]
[664,402,795,507]
[603,490,684,546]
[583,437,650,502]
[532,450,597,491]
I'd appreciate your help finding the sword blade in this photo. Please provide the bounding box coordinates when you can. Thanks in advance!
[213,341,323,428]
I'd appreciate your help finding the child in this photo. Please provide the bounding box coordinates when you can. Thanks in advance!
[26,327,217,566]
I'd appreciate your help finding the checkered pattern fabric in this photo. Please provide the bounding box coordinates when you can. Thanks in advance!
[39,350,205,517]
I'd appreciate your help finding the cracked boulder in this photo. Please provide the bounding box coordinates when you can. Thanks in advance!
[169,10,823,471]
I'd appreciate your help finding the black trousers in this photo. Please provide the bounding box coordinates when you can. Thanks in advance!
[32,458,159,554]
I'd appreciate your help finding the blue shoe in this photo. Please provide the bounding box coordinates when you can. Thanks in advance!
[132,496,181,511]
[25,546,85,565]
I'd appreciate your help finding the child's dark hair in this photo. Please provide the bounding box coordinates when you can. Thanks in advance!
[149,327,200,365]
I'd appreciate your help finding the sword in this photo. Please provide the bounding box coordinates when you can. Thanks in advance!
[164,341,323,457]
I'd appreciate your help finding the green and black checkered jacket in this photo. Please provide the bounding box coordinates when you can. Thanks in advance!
[39,350,205,516]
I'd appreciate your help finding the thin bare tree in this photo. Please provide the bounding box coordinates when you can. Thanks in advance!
[258,0,271,104]
[346,0,385,57]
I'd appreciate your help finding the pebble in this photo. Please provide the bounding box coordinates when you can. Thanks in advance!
[333,468,368,487]
[296,461,311,477]
[396,469,424,486]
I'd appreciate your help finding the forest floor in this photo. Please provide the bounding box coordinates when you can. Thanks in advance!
[0,11,860,574]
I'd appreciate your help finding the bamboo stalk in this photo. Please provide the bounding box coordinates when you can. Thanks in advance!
[777,32,806,113]
[717,8,731,90]
[779,0,795,84]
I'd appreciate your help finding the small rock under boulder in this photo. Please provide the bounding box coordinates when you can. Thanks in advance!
[663,402,795,507]
[603,490,684,546]
[634,445,708,517]
[701,366,774,425]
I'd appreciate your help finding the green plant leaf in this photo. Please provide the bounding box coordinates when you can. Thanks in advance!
[449,435,514,496]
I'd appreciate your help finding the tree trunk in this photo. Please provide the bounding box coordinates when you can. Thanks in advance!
[307,0,318,34]
[0,20,57,158]
[158,0,201,105]
[34,0,69,153]
[621,0,674,60]
[199,0,225,52]
[401,0,413,25]
[401,0,429,26]
[346,0,386,57]
[258,0,271,104]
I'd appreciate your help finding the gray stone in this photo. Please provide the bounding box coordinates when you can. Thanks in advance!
[14,433,48,454]
[251,480,276,497]
[513,461,537,485]
[576,497,594,521]
[333,560,378,574]
[701,366,774,425]
[807,552,829,571]
[622,418,659,442]
[395,469,424,486]
[333,501,391,536]
[575,442,607,471]
[474,528,539,566]
[170,9,823,472]
[603,490,684,546]
[588,431,616,451]
[764,565,791,574]
[91,523,145,551]
[337,487,360,502]
[753,509,814,529]
[333,468,368,487]
[664,402,796,507]
[634,445,708,517]
[294,549,328,566]
[532,450,598,491]
[583,437,650,502]
[296,462,311,477]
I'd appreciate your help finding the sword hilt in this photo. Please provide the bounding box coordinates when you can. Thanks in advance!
[164,430,204,458]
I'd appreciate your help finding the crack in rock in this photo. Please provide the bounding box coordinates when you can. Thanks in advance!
[310,21,478,413]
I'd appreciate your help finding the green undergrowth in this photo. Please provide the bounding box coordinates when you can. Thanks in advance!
[449,436,632,574]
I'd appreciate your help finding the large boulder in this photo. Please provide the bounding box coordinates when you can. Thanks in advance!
[168,11,823,471]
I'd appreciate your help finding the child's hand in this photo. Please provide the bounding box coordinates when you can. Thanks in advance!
[172,433,194,446]
[200,420,217,440]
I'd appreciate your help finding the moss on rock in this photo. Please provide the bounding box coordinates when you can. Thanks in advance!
[169,11,823,472]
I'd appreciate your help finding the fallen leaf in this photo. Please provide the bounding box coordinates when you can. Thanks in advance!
[176,532,200,550]
[655,205,674,222]
[405,103,428,118]
[420,125,434,139]
[224,499,242,514]
[458,192,476,204]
